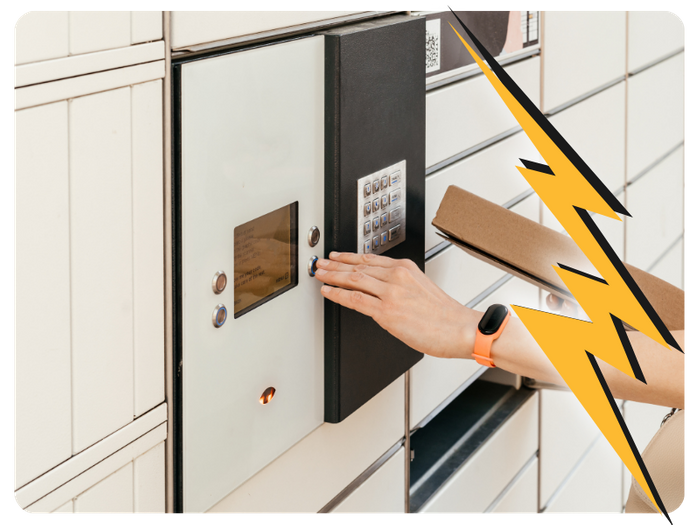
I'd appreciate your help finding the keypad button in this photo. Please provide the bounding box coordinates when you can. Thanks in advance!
[364,222,371,235]
[372,236,380,250]
[363,239,372,254]
[381,175,388,189]
[380,231,388,245]
[364,183,371,197]
[364,202,372,217]
[390,171,401,186]
[373,217,380,231]
[373,179,380,193]
[373,198,380,212]
[389,190,401,204]
[389,207,401,223]
[389,224,401,241]
[380,213,388,227]
[381,194,388,209]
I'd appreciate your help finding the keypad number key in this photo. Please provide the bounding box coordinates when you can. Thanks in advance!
[364,183,372,197]
[373,179,380,193]
[372,217,380,231]
[380,175,388,190]
[364,221,371,236]
[372,236,380,251]
[364,202,372,217]
[381,194,388,209]
[363,239,372,254]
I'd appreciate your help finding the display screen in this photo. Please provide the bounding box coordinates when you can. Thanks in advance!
[233,202,298,318]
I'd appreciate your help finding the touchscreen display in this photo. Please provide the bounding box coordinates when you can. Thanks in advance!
[233,202,298,318]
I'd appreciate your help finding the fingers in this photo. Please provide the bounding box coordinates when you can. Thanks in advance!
[314,266,388,297]
[320,285,381,317]
[328,251,412,269]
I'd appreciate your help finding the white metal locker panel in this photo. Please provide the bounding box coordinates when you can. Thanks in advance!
[425,57,540,169]
[421,394,538,512]
[649,240,683,289]
[424,132,540,251]
[626,147,684,271]
[131,80,165,418]
[547,82,625,194]
[180,37,327,512]
[131,11,162,44]
[627,53,684,178]
[133,441,165,512]
[74,463,134,513]
[410,354,482,429]
[332,448,405,512]
[594,212,624,259]
[425,245,506,308]
[69,87,135,453]
[542,12,626,113]
[51,500,73,513]
[491,457,538,512]
[545,437,622,512]
[170,11,360,49]
[15,101,72,489]
[628,12,684,72]
[540,389,601,506]
[69,11,131,55]
[15,11,69,65]
[207,376,404,512]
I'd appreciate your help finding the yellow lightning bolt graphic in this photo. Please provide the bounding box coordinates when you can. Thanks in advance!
[448,15,682,520]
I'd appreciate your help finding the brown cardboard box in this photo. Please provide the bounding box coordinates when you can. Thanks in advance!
[432,185,684,331]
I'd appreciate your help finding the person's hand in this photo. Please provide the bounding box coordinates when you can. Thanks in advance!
[313,252,482,359]
[545,293,580,317]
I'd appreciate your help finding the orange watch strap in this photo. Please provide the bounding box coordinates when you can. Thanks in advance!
[472,310,511,367]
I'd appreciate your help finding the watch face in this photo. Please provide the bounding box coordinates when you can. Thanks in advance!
[478,304,509,335]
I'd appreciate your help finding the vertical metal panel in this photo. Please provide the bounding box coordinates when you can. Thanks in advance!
[548,82,626,194]
[628,12,683,72]
[131,80,165,418]
[69,11,131,55]
[131,11,163,44]
[69,87,134,453]
[627,53,684,178]
[542,12,626,112]
[425,57,540,168]
[626,147,684,271]
[15,11,69,65]
[15,101,72,489]
[134,441,166,512]
[74,463,134,513]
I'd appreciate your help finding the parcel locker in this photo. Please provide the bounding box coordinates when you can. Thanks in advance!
[172,15,425,512]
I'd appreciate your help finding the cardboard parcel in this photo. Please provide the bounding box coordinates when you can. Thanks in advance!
[432,185,684,331]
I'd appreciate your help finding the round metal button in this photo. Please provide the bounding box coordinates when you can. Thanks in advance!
[212,271,227,294]
[212,304,227,328]
[308,256,319,277]
[308,226,321,247]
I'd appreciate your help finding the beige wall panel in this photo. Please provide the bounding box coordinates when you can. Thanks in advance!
[207,376,404,512]
[542,12,626,112]
[548,82,625,193]
[332,448,405,512]
[545,437,622,512]
[491,457,538,512]
[426,57,540,169]
[422,394,538,512]
[69,87,134,453]
[15,101,72,489]
[69,11,131,55]
[425,132,540,251]
[131,11,162,44]
[133,441,165,512]
[15,11,69,65]
[628,12,684,72]
[131,80,165,417]
[51,500,73,513]
[74,463,134,513]
[626,147,684,271]
[171,11,360,49]
[627,53,684,178]
[540,389,600,506]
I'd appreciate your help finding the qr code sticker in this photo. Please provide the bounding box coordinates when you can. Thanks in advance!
[426,19,440,73]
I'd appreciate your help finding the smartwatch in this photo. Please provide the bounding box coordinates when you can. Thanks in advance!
[472,304,511,368]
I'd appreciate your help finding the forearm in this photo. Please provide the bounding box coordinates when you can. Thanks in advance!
[490,319,684,409]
